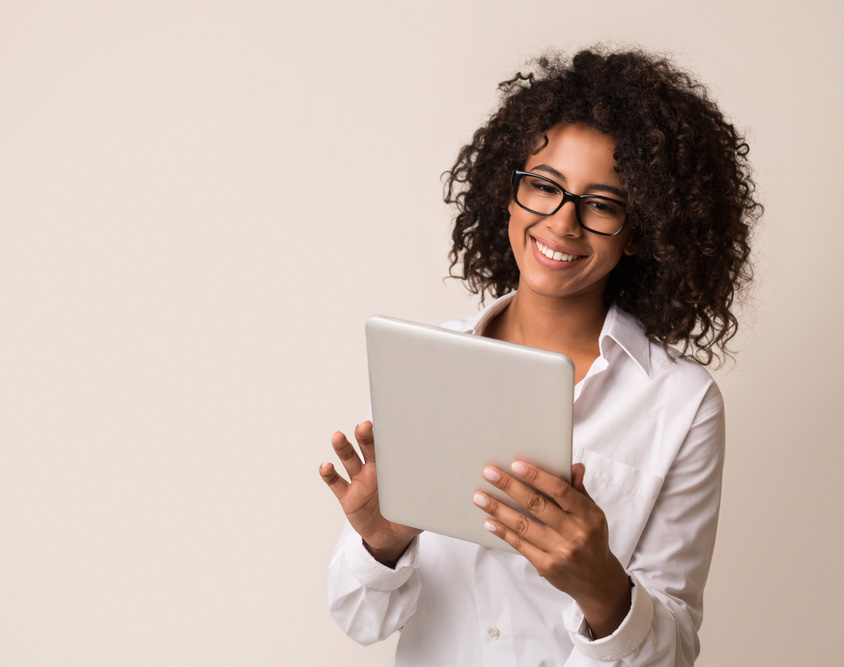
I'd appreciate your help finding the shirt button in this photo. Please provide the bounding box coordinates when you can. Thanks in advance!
[488,627,501,640]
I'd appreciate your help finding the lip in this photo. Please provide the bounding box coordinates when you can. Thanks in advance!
[529,235,587,268]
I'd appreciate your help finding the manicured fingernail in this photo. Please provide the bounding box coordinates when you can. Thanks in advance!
[511,461,527,475]
[473,493,489,508]
[484,521,496,533]
[482,467,500,482]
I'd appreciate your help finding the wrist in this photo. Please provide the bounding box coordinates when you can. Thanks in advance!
[362,537,414,568]
[578,565,632,639]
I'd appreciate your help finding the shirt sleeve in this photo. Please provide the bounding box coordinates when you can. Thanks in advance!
[326,522,422,645]
[562,382,726,666]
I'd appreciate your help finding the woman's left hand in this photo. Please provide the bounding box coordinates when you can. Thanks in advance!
[472,461,632,638]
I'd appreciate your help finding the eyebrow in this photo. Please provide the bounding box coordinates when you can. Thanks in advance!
[529,163,626,200]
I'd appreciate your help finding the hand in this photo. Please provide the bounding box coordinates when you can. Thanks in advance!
[320,421,421,565]
[472,461,631,638]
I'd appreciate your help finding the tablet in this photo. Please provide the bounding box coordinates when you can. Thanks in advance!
[365,315,574,553]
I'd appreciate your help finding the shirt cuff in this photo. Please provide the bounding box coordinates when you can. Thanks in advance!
[344,534,420,591]
[563,573,654,661]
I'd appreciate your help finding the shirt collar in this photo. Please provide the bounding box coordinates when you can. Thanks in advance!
[599,303,651,377]
[462,292,517,336]
[459,292,651,377]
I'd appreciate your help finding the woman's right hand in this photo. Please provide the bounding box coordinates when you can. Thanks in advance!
[320,420,421,565]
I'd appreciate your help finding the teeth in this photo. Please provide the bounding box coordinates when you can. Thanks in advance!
[535,240,578,262]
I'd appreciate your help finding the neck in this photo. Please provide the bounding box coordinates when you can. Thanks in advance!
[487,289,608,359]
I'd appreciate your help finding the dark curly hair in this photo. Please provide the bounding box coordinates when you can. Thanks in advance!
[444,47,761,365]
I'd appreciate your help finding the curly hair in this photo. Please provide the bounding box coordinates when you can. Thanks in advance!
[444,47,761,366]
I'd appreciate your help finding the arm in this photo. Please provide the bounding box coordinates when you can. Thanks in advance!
[320,421,423,644]
[475,385,725,665]
[326,522,422,645]
[578,386,725,665]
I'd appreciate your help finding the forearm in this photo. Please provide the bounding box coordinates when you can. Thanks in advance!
[564,387,724,664]
[327,523,422,645]
[577,562,633,639]
[563,574,699,666]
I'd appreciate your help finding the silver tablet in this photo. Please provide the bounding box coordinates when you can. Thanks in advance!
[365,315,574,553]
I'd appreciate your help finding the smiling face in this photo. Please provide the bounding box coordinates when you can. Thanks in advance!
[508,122,637,307]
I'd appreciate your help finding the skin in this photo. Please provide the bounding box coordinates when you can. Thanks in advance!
[484,122,637,382]
[320,422,420,565]
[321,123,637,637]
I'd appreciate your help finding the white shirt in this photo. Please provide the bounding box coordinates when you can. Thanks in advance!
[327,293,725,666]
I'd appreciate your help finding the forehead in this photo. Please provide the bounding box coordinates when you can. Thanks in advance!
[527,123,619,184]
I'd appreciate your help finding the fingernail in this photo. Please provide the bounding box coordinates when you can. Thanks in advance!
[473,493,489,508]
[484,521,496,533]
[511,461,527,475]
[482,467,500,482]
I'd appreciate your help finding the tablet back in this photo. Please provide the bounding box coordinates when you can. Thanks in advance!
[365,315,574,553]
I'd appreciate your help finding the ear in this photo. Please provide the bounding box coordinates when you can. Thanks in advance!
[623,232,638,256]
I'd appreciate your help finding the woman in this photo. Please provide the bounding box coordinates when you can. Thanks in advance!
[320,46,760,666]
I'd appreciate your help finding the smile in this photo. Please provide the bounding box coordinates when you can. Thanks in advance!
[533,238,582,263]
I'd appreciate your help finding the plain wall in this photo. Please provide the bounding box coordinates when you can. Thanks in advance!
[1,1,841,665]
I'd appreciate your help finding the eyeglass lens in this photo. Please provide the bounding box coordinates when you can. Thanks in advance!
[515,173,626,235]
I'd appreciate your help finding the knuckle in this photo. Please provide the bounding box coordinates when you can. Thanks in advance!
[553,544,573,563]
[584,506,607,531]
[537,555,554,576]
[570,527,589,550]
[527,492,547,514]
[515,514,530,536]
[355,423,374,443]
[552,479,571,502]
[337,446,358,462]
[593,507,607,525]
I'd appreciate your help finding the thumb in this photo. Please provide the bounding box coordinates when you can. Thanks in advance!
[571,463,593,501]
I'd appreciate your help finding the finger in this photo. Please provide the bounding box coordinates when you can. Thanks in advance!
[319,461,350,500]
[571,463,585,489]
[354,420,376,464]
[481,465,567,526]
[508,461,592,516]
[570,463,594,501]
[331,430,364,477]
[481,515,548,564]
[473,489,551,549]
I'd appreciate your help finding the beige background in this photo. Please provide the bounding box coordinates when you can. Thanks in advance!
[1,1,841,665]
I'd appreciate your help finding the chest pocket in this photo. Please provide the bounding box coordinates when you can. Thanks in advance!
[575,447,665,569]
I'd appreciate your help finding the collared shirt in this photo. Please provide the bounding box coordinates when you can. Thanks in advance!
[327,293,724,666]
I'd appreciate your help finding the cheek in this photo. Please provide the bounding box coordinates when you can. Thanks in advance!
[507,210,527,257]
[506,202,517,240]
[507,223,520,262]
[507,201,530,241]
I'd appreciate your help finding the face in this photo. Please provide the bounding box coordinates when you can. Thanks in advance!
[508,122,637,306]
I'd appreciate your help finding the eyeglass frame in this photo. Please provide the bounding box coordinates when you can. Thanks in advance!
[511,170,629,237]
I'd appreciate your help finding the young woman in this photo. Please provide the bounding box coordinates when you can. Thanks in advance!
[319,47,760,666]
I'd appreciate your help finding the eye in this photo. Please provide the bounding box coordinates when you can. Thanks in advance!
[584,197,624,217]
[527,178,562,197]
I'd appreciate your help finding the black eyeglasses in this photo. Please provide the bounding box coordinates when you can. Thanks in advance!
[511,170,628,237]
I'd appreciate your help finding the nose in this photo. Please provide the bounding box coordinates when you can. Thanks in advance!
[546,200,582,238]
